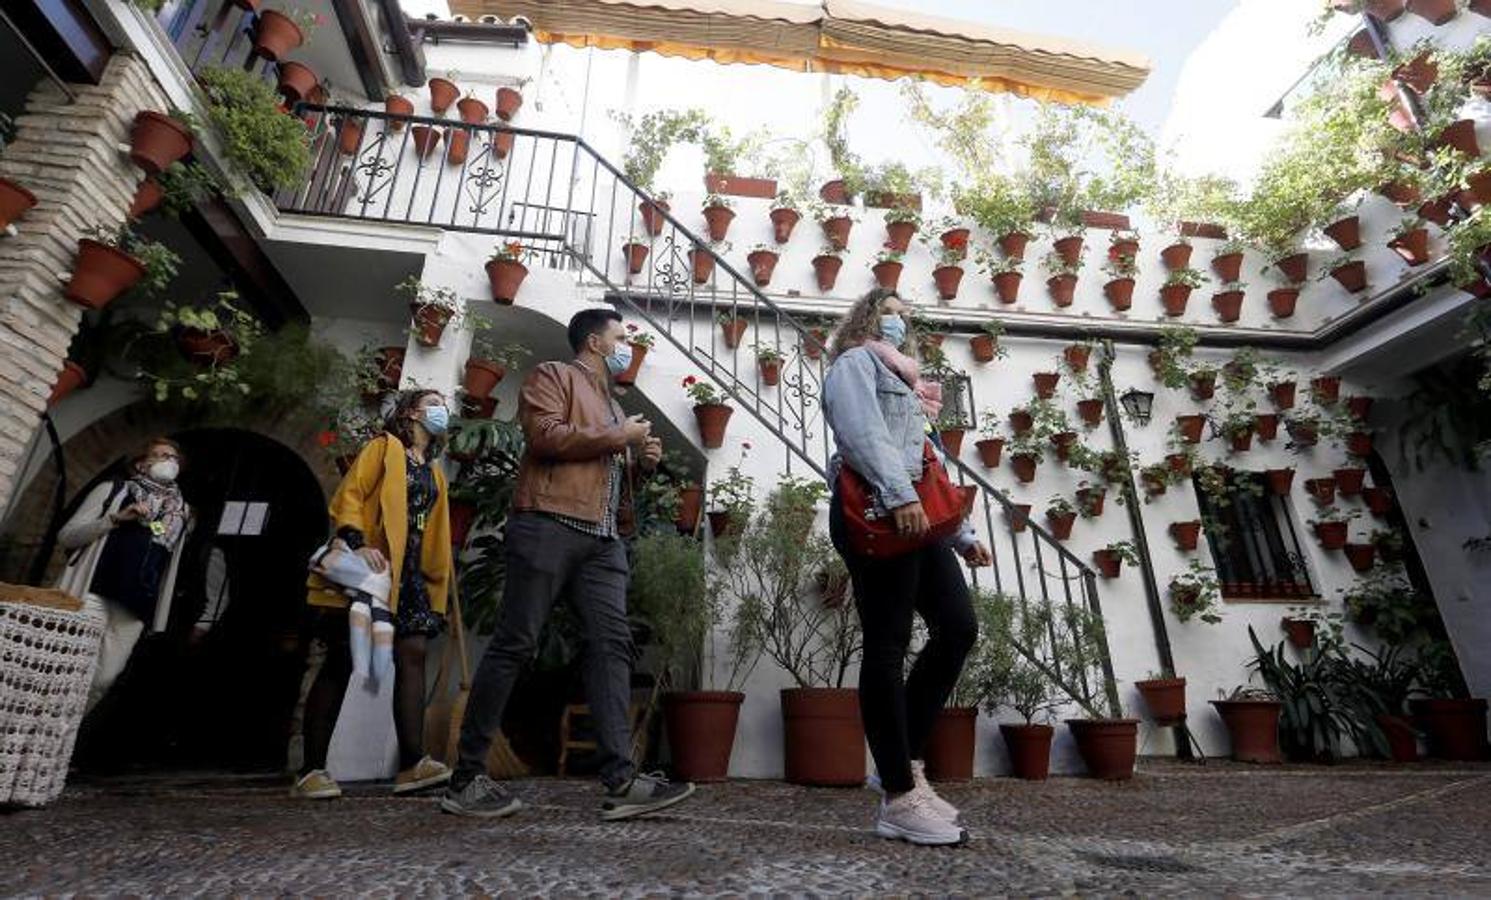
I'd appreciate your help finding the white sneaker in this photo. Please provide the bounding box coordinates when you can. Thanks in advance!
[875,791,968,846]
[911,760,960,823]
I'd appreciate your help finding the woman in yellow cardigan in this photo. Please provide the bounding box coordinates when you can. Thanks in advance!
[293,389,456,800]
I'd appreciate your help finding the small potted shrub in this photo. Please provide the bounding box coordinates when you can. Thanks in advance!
[969,320,1007,364]
[1042,251,1081,307]
[485,240,532,304]
[683,375,732,448]
[931,246,965,301]
[1045,495,1077,541]
[754,344,785,386]
[1101,253,1138,311]
[1168,559,1222,624]
[870,247,904,290]
[1160,267,1206,316]
[396,276,462,347]
[883,206,920,251]
[1309,506,1358,550]
[1092,539,1139,579]
[983,252,1024,304]
[974,415,1005,468]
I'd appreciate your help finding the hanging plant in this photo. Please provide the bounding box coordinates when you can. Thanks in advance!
[1101,253,1137,311]
[198,66,312,194]
[485,240,533,304]
[1092,540,1140,579]
[974,414,1005,468]
[1160,267,1206,316]
[701,192,736,242]
[747,244,781,287]
[883,206,921,252]
[683,376,733,448]
[1168,559,1222,624]
[1150,325,1199,390]
[811,244,845,292]
[1323,254,1367,293]
[969,320,1007,364]
[1388,216,1431,266]
[1042,251,1082,308]
[396,276,463,347]
[66,224,180,310]
[1212,282,1247,323]
[870,247,904,290]
[931,246,965,301]
[1045,495,1077,541]
[139,290,264,403]
[769,192,802,243]
[1309,506,1360,550]
[1210,238,1247,282]
[978,250,1024,304]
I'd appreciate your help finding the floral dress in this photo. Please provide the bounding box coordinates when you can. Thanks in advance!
[395,454,443,637]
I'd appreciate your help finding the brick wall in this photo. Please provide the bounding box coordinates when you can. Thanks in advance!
[0,54,168,514]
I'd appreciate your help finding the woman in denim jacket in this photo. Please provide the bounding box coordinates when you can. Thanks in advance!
[822,288,991,847]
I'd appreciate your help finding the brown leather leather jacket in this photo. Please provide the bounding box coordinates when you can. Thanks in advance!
[513,360,639,532]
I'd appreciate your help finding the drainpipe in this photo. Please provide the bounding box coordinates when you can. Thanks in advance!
[1098,339,1191,757]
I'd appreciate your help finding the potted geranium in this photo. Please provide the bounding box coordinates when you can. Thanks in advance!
[981,251,1024,304]
[932,215,970,260]
[747,243,780,286]
[701,192,735,242]
[1092,539,1139,579]
[1102,253,1137,311]
[935,406,970,458]
[613,323,653,386]
[395,276,462,347]
[754,344,785,386]
[811,244,845,292]
[1168,559,1222,624]
[485,240,532,304]
[1160,267,1206,316]
[1220,408,1257,452]
[974,413,1005,468]
[769,191,802,243]
[684,375,732,448]
[621,234,651,275]
[1045,495,1077,541]
[66,223,180,310]
[969,320,1007,364]
[871,247,904,290]
[1042,251,1082,307]
[931,246,965,302]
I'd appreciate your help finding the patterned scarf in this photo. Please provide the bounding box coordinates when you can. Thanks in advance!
[125,474,188,548]
[864,339,943,421]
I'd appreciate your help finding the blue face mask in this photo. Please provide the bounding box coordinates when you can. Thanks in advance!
[880,314,907,348]
[604,341,633,376]
[422,404,450,435]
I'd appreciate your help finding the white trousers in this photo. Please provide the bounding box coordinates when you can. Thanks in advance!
[84,596,145,713]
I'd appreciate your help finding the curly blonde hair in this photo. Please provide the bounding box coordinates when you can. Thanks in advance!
[828,288,904,360]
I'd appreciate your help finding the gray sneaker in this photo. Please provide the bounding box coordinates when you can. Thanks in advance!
[440,774,523,819]
[600,771,696,821]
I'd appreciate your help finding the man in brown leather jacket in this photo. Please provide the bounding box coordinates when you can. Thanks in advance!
[443,308,696,821]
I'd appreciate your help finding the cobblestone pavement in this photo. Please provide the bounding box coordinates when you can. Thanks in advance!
[3,760,1489,896]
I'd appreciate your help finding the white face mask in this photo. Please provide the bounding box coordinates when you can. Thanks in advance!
[148,460,179,484]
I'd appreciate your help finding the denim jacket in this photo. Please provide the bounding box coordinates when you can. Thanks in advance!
[823,345,975,550]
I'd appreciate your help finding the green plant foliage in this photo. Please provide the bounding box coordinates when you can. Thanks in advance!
[612,108,710,192]
[628,532,714,690]
[198,67,312,193]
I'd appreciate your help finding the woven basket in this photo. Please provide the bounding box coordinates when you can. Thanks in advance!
[0,585,104,807]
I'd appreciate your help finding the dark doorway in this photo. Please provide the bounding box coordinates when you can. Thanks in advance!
[74,429,328,773]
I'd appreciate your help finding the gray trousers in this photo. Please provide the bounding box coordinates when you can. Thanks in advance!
[456,512,636,788]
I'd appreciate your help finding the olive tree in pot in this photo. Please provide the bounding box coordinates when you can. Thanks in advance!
[968,589,1067,780]
[720,483,863,786]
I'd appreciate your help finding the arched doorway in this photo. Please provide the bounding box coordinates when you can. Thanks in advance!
[74,428,329,773]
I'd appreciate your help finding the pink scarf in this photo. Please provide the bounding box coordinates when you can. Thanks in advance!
[865,340,942,421]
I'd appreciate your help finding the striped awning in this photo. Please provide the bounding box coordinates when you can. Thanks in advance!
[448,0,1151,106]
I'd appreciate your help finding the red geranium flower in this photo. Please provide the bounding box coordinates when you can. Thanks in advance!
[946,233,968,248]
[683,375,697,386]
[316,430,337,448]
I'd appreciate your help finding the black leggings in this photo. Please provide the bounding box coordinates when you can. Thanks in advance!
[830,497,978,795]
[301,609,430,776]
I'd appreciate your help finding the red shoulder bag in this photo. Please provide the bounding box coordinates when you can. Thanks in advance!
[836,440,977,558]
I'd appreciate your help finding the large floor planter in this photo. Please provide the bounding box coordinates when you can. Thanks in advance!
[485,258,528,304]
[0,178,37,230]
[923,706,977,782]
[1066,718,1138,780]
[664,691,744,782]
[1211,700,1283,763]
[999,723,1053,780]
[252,9,304,61]
[65,240,145,309]
[782,688,865,786]
[129,111,193,175]
[1409,699,1489,760]
[693,402,733,449]
[1136,677,1187,726]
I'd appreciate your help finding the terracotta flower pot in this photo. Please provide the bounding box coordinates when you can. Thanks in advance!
[1288,420,1319,447]
[687,248,715,285]
[47,360,88,407]
[1166,453,1193,477]
[923,707,978,782]
[1059,344,1090,373]
[176,328,238,365]
[1344,542,1377,572]
[939,228,971,260]
[1305,477,1337,506]
[252,9,303,61]
[1409,0,1458,24]
[1142,470,1169,496]
[1211,700,1283,763]
[884,220,917,252]
[1175,414,1205,444]
[1005,503,1032,533]
[692,402,733,449]
[1136,677,1187,726]
[1364,486,1394,516]
[410,302,454,347]
[1311,375,1341,403]
[1270,381,1297,409]
[1212,290,1244,323]
[445,129,473,166]
[715,318,748,350]
[967,333,996,363]
[1103,277,1135,311]
[1255,413,1280,441]
[1010,453,1038,483]
[1265,468,1295,496]
[932,265,963,301]
[1267,288,1299,318]
[675,485,703,533]
[456,96,489,125]
[974,438,1005,469]
[384,94,413,128]
[1333,467,1366,496]
[1160,284,1192,316]
[818,179,849,204]
[999,723,1053,780]
[0,178,37,231]
[1377,179,1423,206]
[613,342,647,386]
[1324,215,1361,251]
[1420,197,1453,226]
[1047,274,1077,307]
[1314,521,1348,550]
[492,128,515,160]
[770,207,800,243]
[409,125,443,159]
[993,271,1023,303]
[1389,227,1430,266]
[1275,252,1309,283]
[702,204,735,242]
[1052,235,1084,266]
[664,691,744,782]
[493,86,523,121]
[129,111,194,175]
[1229,428,1254,452]
[1077,398,1105,427]
[1211,252,1244,282]
[371,345,406,393]
[128,178,164,219]
[1160,242,1193,270]
[1092,548,1122,578]
[1046,509,1076,541]
[484,258,528,304]
[1409,699,1489,761]
[1346,395,1374,422]
[797,327,827,361]
[810,254,843,292]
[1281,617,1316,649]
[871,260,902,290]
[1009,409,1034,435]
[938,428,966,458]
[639,199,670,236]
[750,250,781,287]
[65,239,146,309]
[334,118,365,155]
[998,231,1029,260]
[758,357,783,387]
[1066,719,1138,780]
[1032,371,1060,399]
[276,60,319,105]
[463,358,507,398]
[1376,714,1420,763]
[781,688,865,786]
[1171,520,1202,551]
[1435,119,1480,157]
[821,215,852,250]
[621,241,650,275]
[1347,431,1374,457]
[427,77,460,115]
[1052,431,1076,462]
[1190,371,1217,401]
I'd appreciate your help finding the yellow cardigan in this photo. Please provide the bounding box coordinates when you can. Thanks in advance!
[306,434,453,615]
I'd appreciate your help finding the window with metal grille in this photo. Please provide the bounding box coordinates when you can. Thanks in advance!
[1192,470,1315,599]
